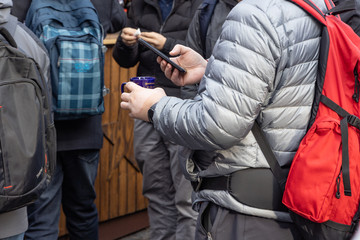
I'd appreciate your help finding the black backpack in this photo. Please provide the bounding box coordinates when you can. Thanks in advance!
[0,27,56,213]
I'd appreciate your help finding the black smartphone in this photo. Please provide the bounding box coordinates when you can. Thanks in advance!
[138,38,186,73]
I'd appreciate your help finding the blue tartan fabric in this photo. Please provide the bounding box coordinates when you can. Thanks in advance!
[25,0,105,120]
[42,25,103,117]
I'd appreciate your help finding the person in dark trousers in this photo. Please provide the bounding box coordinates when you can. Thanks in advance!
[0,0,50,239]
[112,0,202,239]
[119,0,338,238]
[122,0,360,238]
[11,0,126,239]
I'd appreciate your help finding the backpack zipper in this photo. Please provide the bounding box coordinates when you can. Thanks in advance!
[352,64,359,103]
[336,169,342,199]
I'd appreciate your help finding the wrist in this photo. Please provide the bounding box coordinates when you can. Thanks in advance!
[147,103,157,123]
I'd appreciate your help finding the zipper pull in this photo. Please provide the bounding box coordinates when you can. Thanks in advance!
[207,232,213,240]
[353,65,359,103]
[336,171,341,199]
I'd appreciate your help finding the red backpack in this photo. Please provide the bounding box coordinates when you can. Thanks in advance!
[252,0,360,239]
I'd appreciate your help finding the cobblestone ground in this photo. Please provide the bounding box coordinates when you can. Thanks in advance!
[118,228,150,240]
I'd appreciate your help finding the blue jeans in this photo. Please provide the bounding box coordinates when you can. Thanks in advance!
[1,233,24,240]
[25,150,100,240]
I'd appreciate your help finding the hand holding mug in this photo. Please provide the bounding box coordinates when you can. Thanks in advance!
[121,76,155,93]
[121,76,166,122]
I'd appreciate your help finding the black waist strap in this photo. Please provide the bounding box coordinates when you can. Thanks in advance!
[191,168,287,212]
[191,175,230,192]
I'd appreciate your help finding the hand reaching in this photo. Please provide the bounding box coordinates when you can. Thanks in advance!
[121,29,167,50]
[157,44,207,86]
[140,31,167,50]
[120,83,166,121]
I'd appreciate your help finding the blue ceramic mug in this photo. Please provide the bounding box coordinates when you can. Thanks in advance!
[121,76,155,93]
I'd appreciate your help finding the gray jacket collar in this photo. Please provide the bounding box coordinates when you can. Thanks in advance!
[0,0,12,25]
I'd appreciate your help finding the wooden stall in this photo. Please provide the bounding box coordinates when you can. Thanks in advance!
[58,33,149,239]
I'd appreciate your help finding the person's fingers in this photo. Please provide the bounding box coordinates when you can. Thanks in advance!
[169,44,188,56]
[122,27,136,35]
[169,68,181,85]
[169,45,181,56]
[120,83,140,102]
[140,31,156,37]
[159,59,167,72]
[120,101,129,110]
[123,35,136,42]
[124,82,140,92]
[121,34,137,46]
[127,40,137,46]
[159,59,182,85]
[159,58,168,72]
[141,36,155,45]
[121,92,130,101]
[163,62,174,79]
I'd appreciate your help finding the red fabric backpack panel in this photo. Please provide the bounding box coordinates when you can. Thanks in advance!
[282,0,360,229]
[283,116,360,225]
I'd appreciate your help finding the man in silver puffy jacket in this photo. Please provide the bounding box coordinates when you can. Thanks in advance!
[120,0,328,238]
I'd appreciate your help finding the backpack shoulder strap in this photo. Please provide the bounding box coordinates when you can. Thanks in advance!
[289,0,327,25]
[0,26,17,48]
[251,122,288,192]
[291,0,356,23]
[3,15,18,37]
[325,0,356,15]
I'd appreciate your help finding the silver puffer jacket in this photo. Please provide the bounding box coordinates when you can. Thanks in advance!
[153,0,326,222]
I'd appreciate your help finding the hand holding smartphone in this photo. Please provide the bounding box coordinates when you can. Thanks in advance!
[138,38,186,73]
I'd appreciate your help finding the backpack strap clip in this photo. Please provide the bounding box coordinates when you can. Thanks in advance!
[324,0,356,16]
[191,176,204,192]
[347,114,360,129]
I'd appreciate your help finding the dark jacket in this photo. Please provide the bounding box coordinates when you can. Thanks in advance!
[182,0,237,99]
[11,0,30,22]
[333,0,360,36]
[186,0,237,59]
[90,0,126,35]
[112,0,202,97]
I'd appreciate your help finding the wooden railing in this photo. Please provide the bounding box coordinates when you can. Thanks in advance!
[58,33,148,239]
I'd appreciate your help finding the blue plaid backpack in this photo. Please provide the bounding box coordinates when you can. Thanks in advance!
[25,0,105,120]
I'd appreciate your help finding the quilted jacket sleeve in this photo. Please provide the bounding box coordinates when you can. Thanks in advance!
[153,3,281,151]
